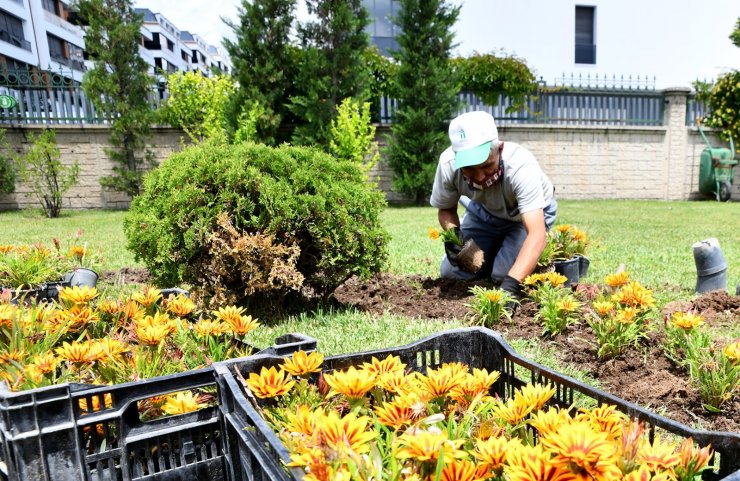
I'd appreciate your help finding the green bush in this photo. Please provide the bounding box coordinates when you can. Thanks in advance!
[0,129,16,194]
[124,142,389,310]
[452,53,537,111]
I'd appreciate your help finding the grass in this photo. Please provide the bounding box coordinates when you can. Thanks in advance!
[1,199,737,357]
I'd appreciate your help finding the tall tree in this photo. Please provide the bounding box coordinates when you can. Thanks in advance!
[385,0,460,204]
[75,0,154,197]
[223,0,296,145]
[290,0,371,147]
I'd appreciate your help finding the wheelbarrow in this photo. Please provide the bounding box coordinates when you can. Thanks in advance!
[696,118,738,201]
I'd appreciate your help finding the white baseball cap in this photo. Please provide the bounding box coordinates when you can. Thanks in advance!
[448,111,498,170]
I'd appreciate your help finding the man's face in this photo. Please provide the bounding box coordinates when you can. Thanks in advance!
[460,145,500,186]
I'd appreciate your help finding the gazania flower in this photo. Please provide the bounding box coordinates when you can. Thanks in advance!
[614,306,640,324]
[375,400,414,429]
[68,245,86,260]
[540,421,621,480]
[136,323,171,346]
[528,407,572,437]
[214,306,259,336]
[377,370,409,393]
[317,411,377,455]
[395,429,464,463]
[486,290,504,303]
[246,366,295,399]
[162,391,206,415]
[636,435,681,473]
[283,405,318,438]
[523,273,546,286]
[55,341,94,364]
[515,383,556,411]
[676,437,713,478]
[604,271,631,288]
[491,397,534,425]
[97,300,121,316]
[671,311,705,330]
[544,272,569,287]
[165,295,196,318]
[78,393,113,413]
[362,354,406,376]
[59,285,99,305]
[623,465,656,481]
[213,305,245,324]
[439,459,480,481]
[30,352,59,375]
[323,366,376,400]
[0,304,17,328]
[119,300,145,323]
[428,227,441,240]
[282,350,324,376]
[136,312,177,334]
[63,305,100,331]
[575,404,625,441]
[555,224,572,234]
[95,338,129,359]
[591,301,614,318]
[394,391,429,420]
[131,286,162,307]
[474,436,509,475]
[0,244,13,253]
[419,364,467,399]
[505,443,578,481]
[556,297,580,313]
[192,319,228,338]
[723,340,740,363]
[611,281,655,309]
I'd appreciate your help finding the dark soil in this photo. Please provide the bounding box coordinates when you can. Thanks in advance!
[333,273,740,434]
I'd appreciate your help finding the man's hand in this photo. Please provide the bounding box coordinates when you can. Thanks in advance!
[500,275,524,312]
[444,227,463,267]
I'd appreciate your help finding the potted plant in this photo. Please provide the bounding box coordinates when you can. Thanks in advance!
[538,224,592,285]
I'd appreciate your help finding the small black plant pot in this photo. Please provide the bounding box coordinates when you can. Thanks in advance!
[575,255,590,278]
[64,268,99,288]
[41,281,71,302]
[9,287,44,306]
[553,257,580,286]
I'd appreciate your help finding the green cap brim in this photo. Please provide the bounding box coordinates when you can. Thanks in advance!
[454,141,492,170]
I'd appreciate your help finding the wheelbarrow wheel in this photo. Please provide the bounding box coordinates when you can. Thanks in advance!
[718,181,732,202]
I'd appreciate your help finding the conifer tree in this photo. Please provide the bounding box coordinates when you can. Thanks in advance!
[290,0,371,147]
[385,0,460,204]
[75,0,154,197]
[224,0,297,144]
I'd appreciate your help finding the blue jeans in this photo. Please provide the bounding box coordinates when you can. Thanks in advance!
[440,197,558,281]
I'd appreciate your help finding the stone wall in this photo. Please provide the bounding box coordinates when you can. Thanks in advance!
[0,125,187,210]
[370,88,740,203]
[1,87,738,210]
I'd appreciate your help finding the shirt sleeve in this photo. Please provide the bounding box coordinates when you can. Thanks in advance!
[429,149,460,209]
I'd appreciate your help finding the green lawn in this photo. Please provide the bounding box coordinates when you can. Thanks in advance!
[0,200,737,354]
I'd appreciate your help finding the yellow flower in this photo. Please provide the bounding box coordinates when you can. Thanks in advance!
[120,300,146,323]
[136,323,171,346]
[419,364,467,399]
[323,366,376,400]
[395,429,465,463]
[556,297,580,313]
[98,300,121,315]
[604,271,631,288]
[439,459,480,481]
[428,227,441,240]
[611,281,655,309]
[473,436,508,475]
[622,465,652,481]
[131,286,162,307]
[544,272,569,287]
[451,368,501,403]
[528,407,572,437]
[377,370,409,393]
[375,400,414,429]
[283,405,318,438]
[671,311,705,330]
[505,443,578,481]
[723,340,740,363]
[165,294,196,318]
[636,435,681,474]
[317,410,376,455]
[214,306,259,336]
[78,393,113,414]
[281,350,324,376]
[591,301,614,318]
[161,391,206,415]
[677,437,713,477]
[514,383,556,411]
[63,305,100,331]
[575,404,626,441]
[491,398,534,425]
[485,290,504,303]
[68,245,86,260]
[95,338,129,359]
[540,421,621,480]
[192,319,228,337]
[523,273,546,286]
[246,366,295,399]
[58,285,99,305]
[0,304,18,328]
[555,224,572,233]
[362,354,406,376]
[213,305,245,324]
[55,341,94,364]
[0,244,13,254]
[614,306,640,324]
[29,352,59,375]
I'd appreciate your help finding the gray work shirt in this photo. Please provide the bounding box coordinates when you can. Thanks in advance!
[430,141,555,222]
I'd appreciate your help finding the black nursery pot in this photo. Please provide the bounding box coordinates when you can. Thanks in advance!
[553,257,580,286]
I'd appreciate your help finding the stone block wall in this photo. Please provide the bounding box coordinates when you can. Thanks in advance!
[0,125,187,210]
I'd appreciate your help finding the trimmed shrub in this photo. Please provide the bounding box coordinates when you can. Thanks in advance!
[124,142,388,310]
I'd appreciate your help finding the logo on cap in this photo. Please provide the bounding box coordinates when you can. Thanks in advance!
[459,130,466,140]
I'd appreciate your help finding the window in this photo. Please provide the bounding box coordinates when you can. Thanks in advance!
[0,10,27,49]
[575,6,595,64]
[47,34,66,62]
[363,0,399,56]
[144,32,161,50]
[166,38,174,51]
[42,0,60,15]
[181,49,189,62]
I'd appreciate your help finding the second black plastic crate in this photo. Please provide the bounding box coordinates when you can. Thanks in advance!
[215,327,740,481]
[0,333,316,481]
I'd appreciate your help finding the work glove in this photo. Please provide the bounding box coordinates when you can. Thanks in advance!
[500,275,524,313]
[444,227,464,268]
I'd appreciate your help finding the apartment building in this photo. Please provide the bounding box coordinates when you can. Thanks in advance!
[0,1,230,85]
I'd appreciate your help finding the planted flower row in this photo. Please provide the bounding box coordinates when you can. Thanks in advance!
[243,350,715,481]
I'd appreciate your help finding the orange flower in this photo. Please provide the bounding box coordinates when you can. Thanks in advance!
[636,435,681,474]
[611,281,655,309]
[282,350,324,376]
[377,370,409,394]
[491,397,534,425]
[362,354,406,376]
[94,338,129,359]
[419,364,467,399]
[394,429,465,464]
[591,301,614,318]
[131,286,162,307]
[63,305,100,331]
[55,340,95,364]
[323,366,376,400]
[192,319,228,337]
[505,443,577,481]
[515,383,556,411]
[539,422,621,480]
[165,295,196,318]
[29,352,59,375]
[317,410,376,455]
[528,407,572,437]
[283,405,319,438]
[58,285,99,305]
[136,323,171,346]
[428,227,441,240]
[246,366,295,399]
[68,245,87,260]
[473,436,509,475]
[671,311,705,330]
[575,404,625,441]
[604,271,630,288]
[438,459,480,481]
[374,400,413,429]
[162,391,206,415]
[214,306,259,336]
[79,393,113,414]
[676,437,713,479]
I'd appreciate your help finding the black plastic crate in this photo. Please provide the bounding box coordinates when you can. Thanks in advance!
[0,333,316,481]
[215,327,740,481]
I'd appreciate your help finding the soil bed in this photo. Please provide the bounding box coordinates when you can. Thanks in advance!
[334,273,740,433]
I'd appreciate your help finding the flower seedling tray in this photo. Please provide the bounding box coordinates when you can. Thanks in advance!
[215,327,740,481]
[0,333,316,481]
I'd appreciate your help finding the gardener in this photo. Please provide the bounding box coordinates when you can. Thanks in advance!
[430,110,557,302]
